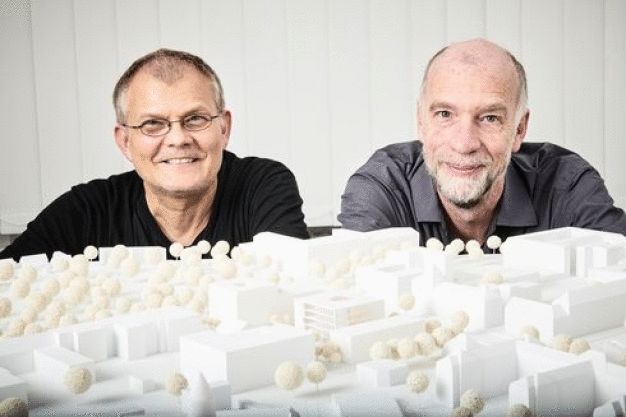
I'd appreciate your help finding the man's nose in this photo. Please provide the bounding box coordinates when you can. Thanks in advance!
[450,116,481,154]
[163,121,192,146]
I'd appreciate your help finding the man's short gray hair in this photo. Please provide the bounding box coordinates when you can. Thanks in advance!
[112,48,225,123]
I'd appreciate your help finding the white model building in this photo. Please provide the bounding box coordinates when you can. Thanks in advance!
[502,227,626,277]
[179,324,314,393]
[354,264,420,314]
[242,227,420,279]
[0,366,28,402]
[293,292,385,334]
[436,328,626,416]
[0,226,625,416]
[328,314,426,363]
[505,278,626,339]
[209,280,282,326]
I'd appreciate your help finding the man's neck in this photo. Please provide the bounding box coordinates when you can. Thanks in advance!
[144,183,217,246]
[438,177,504,244]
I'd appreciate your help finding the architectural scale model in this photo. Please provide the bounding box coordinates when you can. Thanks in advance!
[0,226,625,416]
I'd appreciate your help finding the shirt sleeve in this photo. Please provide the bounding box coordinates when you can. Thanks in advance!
[0,191,87,261]
[558,165,626,234]
[338,152,414,231]
[248,162,309,239]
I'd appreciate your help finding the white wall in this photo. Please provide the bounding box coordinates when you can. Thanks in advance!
[1,0,625,232]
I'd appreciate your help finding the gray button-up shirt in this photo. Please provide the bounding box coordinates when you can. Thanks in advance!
[338,141,626,247]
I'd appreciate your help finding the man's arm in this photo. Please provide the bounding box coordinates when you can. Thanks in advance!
[338,171,410,231]
[559,166,626,234]
[338,144,417,232]
[0,192,87,261]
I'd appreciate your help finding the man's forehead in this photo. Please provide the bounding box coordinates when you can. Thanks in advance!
[124,68,216,104]
[428,65,514,92]
[123,69,217,114]
[426,41,518,90]
[424,55,518,105]
[131,65,210,87]
[427,98,510,113]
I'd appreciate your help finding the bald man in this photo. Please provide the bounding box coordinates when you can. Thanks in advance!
[339,38,626,247]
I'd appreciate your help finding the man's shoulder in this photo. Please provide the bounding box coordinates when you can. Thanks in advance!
[221,150,291,179]
[354,140,424,179]
[512,142,597,189]
[224,150,287,167]
[513,142,593,173]
[371,141,423,164]
[68,171,141,199]
[213,150,307,240]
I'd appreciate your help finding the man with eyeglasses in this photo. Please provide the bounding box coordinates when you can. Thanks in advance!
[339,38,626,248]
[1,49,308,260]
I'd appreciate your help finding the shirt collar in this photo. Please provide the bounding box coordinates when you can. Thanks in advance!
[496,162,538,227]
[413,162,443,222]
[412,159,538,227]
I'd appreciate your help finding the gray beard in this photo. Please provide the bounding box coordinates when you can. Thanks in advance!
[435,174,495,209]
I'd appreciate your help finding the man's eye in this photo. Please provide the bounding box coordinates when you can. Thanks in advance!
[184,114,209,127]
[483,115,499,123]
[139,119,168,135]
[142,119,166,128]
[435,110,451,119]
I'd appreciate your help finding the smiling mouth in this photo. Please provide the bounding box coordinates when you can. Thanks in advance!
[445,163,484,173]
[163,158,197,164]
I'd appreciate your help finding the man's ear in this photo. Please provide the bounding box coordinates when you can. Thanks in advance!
[512,110,530,152]
[114,125,133,163]
[220,110,232,148]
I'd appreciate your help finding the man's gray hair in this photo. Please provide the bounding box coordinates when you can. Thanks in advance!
[113,48,225,123]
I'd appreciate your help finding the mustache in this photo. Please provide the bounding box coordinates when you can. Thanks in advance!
[439,158,491,167]
[429,150,491,167]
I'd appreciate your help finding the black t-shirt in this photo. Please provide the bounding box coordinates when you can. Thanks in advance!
[1,151,309,260]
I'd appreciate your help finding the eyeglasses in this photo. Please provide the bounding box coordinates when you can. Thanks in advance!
[121,113,222,137]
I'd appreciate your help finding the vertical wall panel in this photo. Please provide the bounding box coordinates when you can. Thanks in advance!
[2,0,624,231]
[115,0,160,72]
[285,0,332,225]
[74,0,127,181]
[369,0,413,150]
[563,0,605,172]
[0,0,41,233]
[485,0,521,56]
[409,1,447,138]
[31,0,83,206]
[521,0,564,145]
[328,0,370,222]
[604,0,626,209]
[159,0,201,54]
[200,0,247,156]
[242,0,290,164]
[446,0,486,42]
